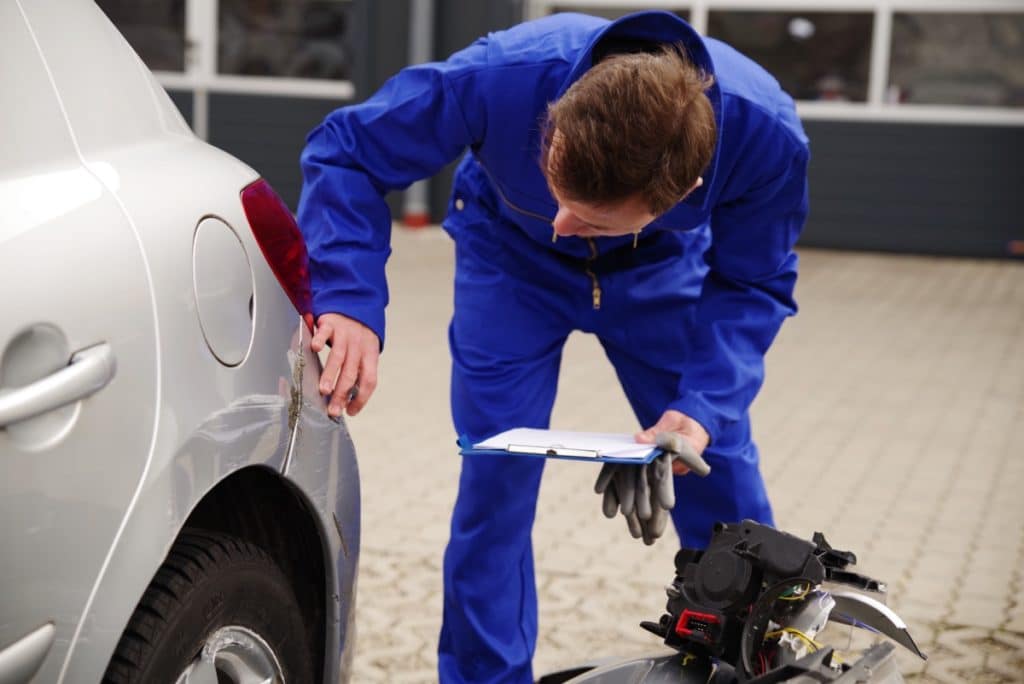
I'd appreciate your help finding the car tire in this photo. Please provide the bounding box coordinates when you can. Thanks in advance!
[102,528,315,684]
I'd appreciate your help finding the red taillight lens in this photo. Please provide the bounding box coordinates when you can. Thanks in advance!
[240,179,314,330]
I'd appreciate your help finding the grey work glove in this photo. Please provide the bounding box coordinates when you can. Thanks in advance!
[594,432,711,546]
[594,461,641,519]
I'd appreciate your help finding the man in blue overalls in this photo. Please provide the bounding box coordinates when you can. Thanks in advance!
[297,10,809,683]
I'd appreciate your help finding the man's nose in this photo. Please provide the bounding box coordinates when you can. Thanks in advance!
[552,206,583,236]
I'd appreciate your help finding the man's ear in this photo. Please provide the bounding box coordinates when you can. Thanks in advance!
[681,176,703,201]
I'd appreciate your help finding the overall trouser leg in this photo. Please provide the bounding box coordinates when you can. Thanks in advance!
[438,238,574,684]
[592,257,773,549]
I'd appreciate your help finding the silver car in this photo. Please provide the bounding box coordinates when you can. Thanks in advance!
[0,1,359,683]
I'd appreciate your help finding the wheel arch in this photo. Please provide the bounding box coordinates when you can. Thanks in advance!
[182,465,328,683]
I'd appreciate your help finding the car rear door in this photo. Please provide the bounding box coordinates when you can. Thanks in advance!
[0,3,158,680]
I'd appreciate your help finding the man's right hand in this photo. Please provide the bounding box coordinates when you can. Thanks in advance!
[310,312,380,418]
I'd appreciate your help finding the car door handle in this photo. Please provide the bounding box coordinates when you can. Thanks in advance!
[0,343,117,428]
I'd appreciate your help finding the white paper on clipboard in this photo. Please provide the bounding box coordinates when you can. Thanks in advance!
[474,428,654,460]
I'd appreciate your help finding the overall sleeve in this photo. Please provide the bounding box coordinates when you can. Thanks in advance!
[297,40,488,347]
[666,114,810,444]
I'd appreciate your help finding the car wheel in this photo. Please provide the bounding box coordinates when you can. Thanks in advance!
[102,529,314,684]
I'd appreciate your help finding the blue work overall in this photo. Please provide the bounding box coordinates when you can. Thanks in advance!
[297,12,809,684]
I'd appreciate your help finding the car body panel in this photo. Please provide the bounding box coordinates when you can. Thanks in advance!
[283,334,362,681]
[556,653,715,683]
[17,0,191,153]
[193,216,257,366]
[0,3,159,679]
[1,1,359,682]
[0,622,56,684]
[0,2,79,183]
[55,315,361,684]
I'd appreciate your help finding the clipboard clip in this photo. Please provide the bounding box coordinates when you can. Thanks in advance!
[507,443,601,458]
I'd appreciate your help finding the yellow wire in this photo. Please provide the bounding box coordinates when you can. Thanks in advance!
[765,627,821,652]
[765,626,847,667]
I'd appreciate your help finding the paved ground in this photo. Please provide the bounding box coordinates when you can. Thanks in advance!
[344,227,1024,683]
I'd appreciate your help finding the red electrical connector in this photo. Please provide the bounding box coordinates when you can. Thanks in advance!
[674,609,723,647]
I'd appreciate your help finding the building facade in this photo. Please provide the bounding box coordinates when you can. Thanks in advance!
[100,0,1024,257]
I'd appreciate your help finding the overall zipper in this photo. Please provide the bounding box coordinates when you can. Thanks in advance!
[477,161,556,224]
[476,161,603,311]
[584,238,602,310]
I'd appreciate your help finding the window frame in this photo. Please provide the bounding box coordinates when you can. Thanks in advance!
[149,0,355,139]
[525,0,1024,126]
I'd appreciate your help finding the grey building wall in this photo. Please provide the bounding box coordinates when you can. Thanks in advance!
[427,0,526,219]
[803,121,1024,258]
[350,0,410,103]
[207,94,342,208]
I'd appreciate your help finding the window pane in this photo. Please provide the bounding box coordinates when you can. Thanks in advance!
[890,13,1024,108]
[549,6,689,22]
[708,11,872,102]
[96,0,185,72]
[219,0,352,80]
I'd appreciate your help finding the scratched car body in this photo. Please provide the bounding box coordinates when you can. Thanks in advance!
[0,2,358,683]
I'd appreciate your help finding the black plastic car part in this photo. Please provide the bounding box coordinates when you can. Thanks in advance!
[640,520,898,681]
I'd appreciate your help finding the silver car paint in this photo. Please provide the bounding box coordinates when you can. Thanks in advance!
[193,217,256,366]
[2,4,161,680]
[557,653,715,683]
[1,1,359,682]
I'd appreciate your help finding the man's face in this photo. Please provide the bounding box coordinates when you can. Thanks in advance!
[549,189,656,239]
[545,130,656,239]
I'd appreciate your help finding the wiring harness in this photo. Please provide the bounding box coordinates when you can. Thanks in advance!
[640,520,899,682]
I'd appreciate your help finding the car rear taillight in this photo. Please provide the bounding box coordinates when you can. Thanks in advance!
[241,179,314,331]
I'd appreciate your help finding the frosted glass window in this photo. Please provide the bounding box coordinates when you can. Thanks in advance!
[708,11,873,102]
[219,0,353,80]
[890,13,1024,107]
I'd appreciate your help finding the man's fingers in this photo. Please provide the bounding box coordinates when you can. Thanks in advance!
[636,411,681,444]
[347,345,379,416]
[635,428,656,445]
[311,314,382,419]
[326,386,346,418]
[335,343,361,416]
[310,320,333,353]
[320,342,347,396]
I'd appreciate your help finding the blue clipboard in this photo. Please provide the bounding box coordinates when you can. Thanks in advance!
[457,434,661,465]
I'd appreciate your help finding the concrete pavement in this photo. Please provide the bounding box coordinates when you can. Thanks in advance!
[344,227,1024,682]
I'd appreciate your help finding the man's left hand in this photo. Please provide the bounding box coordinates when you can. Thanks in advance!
[635,409,710,475]
[594,409,712,545]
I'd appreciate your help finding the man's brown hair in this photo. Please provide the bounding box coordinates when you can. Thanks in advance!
[542,45,716,216]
